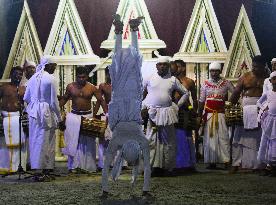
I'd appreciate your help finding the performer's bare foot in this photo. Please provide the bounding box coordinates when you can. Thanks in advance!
[142,191,154,201]
[129,16,144,31]
[229,166,239,174]
[113,14,123,34]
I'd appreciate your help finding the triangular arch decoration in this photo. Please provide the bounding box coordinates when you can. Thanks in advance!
[2,0,43,79]
[44,0,100,65]
[101,0,166,59]
[222,5,261,79]
[174,0,227,63]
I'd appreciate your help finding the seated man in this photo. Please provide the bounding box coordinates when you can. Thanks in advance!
[101,15,151,198]
[0,66,27,174]
[60,67,107,173]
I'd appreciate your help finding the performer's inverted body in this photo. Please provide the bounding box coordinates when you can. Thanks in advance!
[101,16,151,198]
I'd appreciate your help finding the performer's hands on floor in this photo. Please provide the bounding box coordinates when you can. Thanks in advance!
[100,191,110,199]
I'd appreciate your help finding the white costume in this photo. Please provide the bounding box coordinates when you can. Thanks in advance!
[232,99,262,169]
[199,62,234,164]
[63,110,97,172]
[0,111,27,173]
[24,56,61,170]
[102,30,151,193]
[143,58,189,170]
[257,72,276,164]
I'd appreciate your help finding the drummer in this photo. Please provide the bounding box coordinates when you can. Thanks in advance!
[59,66,108,173]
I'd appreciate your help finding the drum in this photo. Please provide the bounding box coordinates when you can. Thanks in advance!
[80,117,107,138]
[225,104,243,126]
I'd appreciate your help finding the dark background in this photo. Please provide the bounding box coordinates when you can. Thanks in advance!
[0,0,275,76]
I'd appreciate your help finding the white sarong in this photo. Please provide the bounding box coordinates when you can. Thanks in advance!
[63,112,97,172]
[203,113,230,163]
[232,97,261,169]
[146,104,178,170]
[1,111,27,172]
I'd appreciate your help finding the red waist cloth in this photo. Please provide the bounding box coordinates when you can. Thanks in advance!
[204,100,225,113]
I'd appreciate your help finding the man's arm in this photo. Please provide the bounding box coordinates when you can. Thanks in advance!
[174,78,189,107]
[197,84,206,117]
[190,80,198,111]
[50,79,62,122]
[94,87,108,114]
[59,84,71,108]
[229,77,244,104]
[93,84,104,117]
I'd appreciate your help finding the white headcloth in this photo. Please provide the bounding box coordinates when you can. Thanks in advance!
[270,71,276,79]
[209,62,221,70]
[36,55,56,72]
[271,58,276,63]
[157,56,171,63]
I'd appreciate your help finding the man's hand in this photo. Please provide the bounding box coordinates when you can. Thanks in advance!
[58,121,66,131]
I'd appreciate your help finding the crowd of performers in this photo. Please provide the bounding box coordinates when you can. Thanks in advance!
[0,15,276,197]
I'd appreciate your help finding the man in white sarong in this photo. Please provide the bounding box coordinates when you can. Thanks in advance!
[143,57,189,176]
[0,66,27,174]
[198,62,234,169]
[230,55,269,172]
[257,71,276,177]
[60,67,108,173]
[101,16,151,198]
[24,56,64,181]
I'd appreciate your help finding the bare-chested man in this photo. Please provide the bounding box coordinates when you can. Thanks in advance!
[172,60,197,171]
[0,66,27,173]
[230,55,269,171]
[93,67,112,170]
[60,66,107,173]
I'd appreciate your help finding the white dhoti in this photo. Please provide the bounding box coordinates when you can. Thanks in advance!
[146,104,178,170]
[63,112,97,172]
[232,97,261,169]
[203,113,230,164]
[1,111,27,172]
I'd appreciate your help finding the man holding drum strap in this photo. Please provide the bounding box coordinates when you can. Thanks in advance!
[0,66,27,174]
[198,62,234,169]
[59,67,107,173]
[230,55,269,172]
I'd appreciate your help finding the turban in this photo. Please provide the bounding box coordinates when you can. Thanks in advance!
[271,58,276,63]
[270,71,276,79]
[157,56,171,63]
[36,55,56,72]
[209,62,222,70]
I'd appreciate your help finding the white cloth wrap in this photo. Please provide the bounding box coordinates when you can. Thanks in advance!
[242,97,259,129]
[147,103,179,126]
[203,113,230,163]
[2,111,25,146]
[62,112,93,157]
